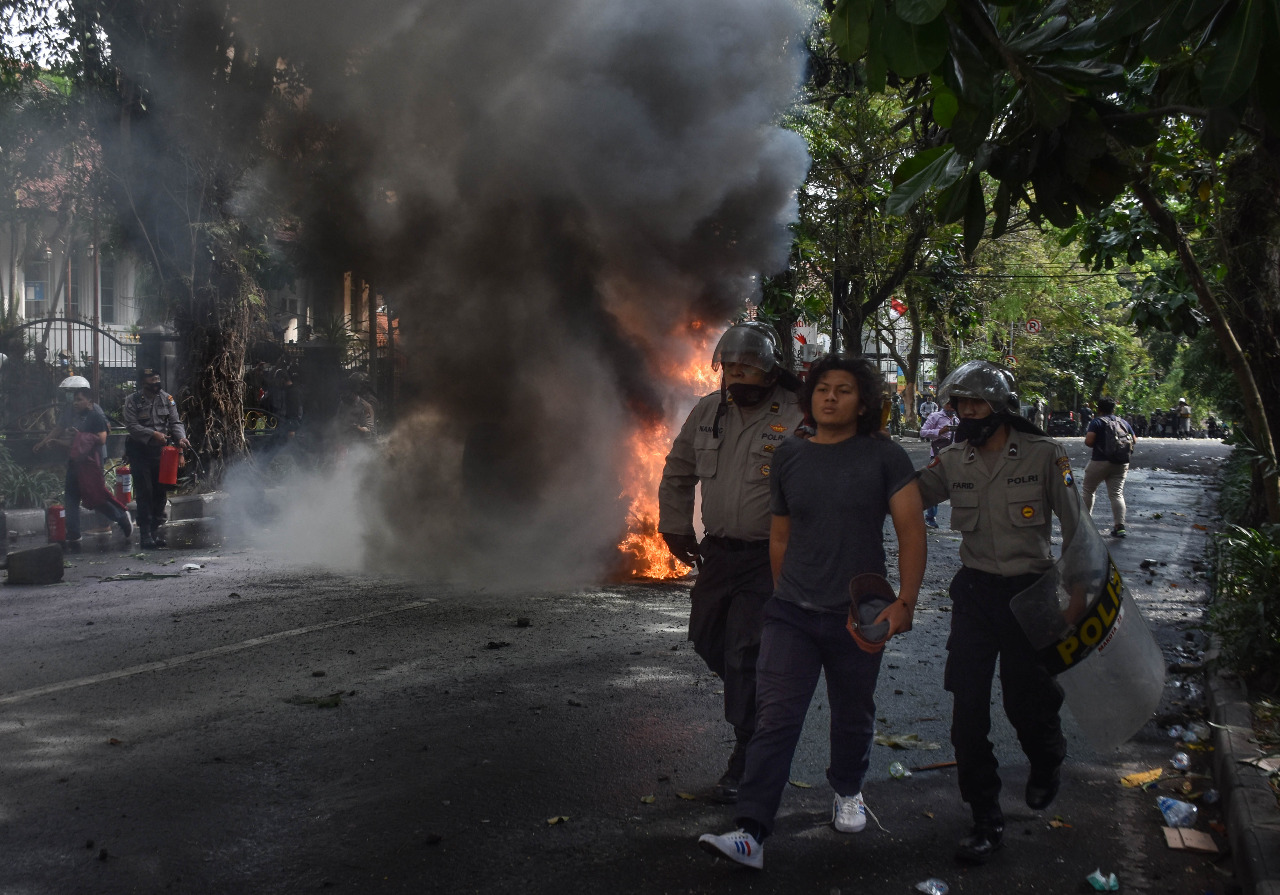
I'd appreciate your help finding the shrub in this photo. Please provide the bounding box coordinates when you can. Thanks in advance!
[1209,524,1280,691]
[0,443,64,509]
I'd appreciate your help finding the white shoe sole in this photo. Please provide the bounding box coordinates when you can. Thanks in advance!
[698,834,763,870]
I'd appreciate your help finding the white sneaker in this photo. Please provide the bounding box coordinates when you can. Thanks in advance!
[698,829,764,870]
[833,791,867,833]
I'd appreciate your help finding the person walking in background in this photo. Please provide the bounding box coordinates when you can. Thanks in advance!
[919,399,959,529]
[659,322,804,805]
[1176,397,1193,439]
[1082,397,1136,538]
[915,360,1081,866]
[124,368,189,549]
[697,353,924,870]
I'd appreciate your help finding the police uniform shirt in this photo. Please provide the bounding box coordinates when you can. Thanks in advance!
[916,429,1082,577]
[658,386,803,541]
[124,390,187,445]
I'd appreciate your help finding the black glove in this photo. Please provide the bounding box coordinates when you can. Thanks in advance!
[662,533,701,565]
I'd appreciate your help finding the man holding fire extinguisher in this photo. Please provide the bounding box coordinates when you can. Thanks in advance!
[124,369,190,549]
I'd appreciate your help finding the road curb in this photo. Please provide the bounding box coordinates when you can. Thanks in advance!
[4,492,224,539]
[1210,669,1280,895]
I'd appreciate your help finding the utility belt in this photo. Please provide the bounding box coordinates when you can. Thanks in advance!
[701,535,770,553]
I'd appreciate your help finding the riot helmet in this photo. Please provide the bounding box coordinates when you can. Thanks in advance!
[711,322,783,373]
[58,375,91,391]
[938,360,1020,416]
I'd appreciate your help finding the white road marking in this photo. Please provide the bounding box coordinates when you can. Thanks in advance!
[0,599,438,707]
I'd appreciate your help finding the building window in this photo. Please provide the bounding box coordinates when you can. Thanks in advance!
[24,256,49,319]
[100,259,116,324]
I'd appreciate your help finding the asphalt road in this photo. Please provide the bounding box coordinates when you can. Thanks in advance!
[0,436,1238,894]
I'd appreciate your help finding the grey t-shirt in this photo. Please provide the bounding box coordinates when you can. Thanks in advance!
[769,433,916,612]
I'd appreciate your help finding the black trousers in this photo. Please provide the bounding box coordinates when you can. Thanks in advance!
[945,566,1066,822]
[688,540,772,735]
[126,445,169,533]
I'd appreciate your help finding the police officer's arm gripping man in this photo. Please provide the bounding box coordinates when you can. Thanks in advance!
[658,410,702,565]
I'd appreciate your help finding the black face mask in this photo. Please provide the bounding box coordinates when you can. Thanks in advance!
[727,382,770,407]
[954,415,1005,447]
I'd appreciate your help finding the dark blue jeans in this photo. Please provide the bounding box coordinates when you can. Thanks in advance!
[735,597,884,837]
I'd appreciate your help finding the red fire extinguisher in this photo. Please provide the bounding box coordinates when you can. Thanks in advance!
[46,504,66,543]
[159,445,181,486]
[114,464,132,505]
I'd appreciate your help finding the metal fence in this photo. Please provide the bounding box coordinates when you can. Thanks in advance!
[1,317,138,432]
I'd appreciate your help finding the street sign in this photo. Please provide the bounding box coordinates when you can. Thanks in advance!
[1025,318,1043,334]
[1004,355,1017,366]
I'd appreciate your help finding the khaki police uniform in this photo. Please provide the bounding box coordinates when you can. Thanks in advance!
[916,429,1082,825]
[123,389,187,536]
[659,386,803,739]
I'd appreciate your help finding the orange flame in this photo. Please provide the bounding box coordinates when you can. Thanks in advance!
[615,328,722,579]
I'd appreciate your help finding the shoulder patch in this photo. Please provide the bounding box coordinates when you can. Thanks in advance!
[927,455,942,469]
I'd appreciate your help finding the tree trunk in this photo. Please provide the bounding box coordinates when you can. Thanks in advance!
[1131,179,1280,524]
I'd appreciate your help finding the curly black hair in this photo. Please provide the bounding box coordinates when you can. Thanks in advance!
[802,353,885,437]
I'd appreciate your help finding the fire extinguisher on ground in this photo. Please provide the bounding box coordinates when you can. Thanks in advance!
[46,504,66,543]
[115,464,132,505]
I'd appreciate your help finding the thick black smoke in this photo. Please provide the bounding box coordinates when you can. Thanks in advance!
[238,0,812,584]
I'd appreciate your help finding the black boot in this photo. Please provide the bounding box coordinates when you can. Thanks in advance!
[955,809,1004,864]
[957,824,1003,865]
[1025,765,1061,810]
[710,732,751,805]
[150,528,167,549]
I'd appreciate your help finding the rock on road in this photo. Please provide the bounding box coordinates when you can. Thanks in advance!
[0,436,1237,893]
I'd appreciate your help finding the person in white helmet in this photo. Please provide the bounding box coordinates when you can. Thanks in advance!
[34,382,132,543]
[1176,397,1193,439]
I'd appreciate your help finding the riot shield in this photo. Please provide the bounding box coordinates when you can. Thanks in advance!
[1009,503,1165,751]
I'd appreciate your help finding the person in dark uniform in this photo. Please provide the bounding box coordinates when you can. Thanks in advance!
[916,360,1082,865]
[123,369,189,549]
[658,322,804,804]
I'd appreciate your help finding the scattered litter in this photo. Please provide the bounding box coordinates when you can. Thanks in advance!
[182,563,202,571]
[639,795,655,804]
[99,571,182,581]
[910,760,957,772]
[1163,827,1218,853]
[1167,724,1186,740]
[914,879,949,895]
[1192,523,1208,531]
[1049,818,1072,828]
[889,761,912,779]
[873,732,940,750]
[1121,768,1163,788]
[1171,752,1190,771]
[1202,788,1219,804]
[1187,721,1211,741]
[546,816,569,825]
[1086,868,1120,891]
[1156,796,1197,828]
[1239,756,1280,772]
[788,779,813,788]
[676,792,697,800]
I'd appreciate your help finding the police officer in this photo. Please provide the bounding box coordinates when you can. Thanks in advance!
[658,322,804,803]
[123,369,190,549]
[916,361,1081,864]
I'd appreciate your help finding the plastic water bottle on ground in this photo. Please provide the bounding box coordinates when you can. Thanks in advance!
[1156,796,1197,828]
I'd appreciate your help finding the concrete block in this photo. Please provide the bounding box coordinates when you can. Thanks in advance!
[4,544,64,585]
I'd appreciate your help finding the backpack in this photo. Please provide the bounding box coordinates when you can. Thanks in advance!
[1098,415,1134,463]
